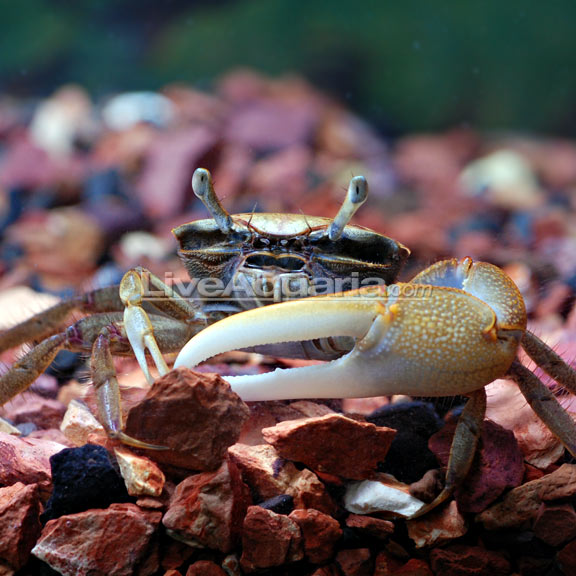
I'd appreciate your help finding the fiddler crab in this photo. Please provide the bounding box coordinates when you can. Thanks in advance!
[1,168,575,517]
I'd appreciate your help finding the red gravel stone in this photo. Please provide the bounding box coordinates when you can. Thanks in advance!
[114,446,166,497]
[186,560,227,575]
[406,501,467,548]
[221,554,242,575]
[409,469,444,503]
[124,369,250,470]
[32,503,162,576]
[224,99,319,151]
[162,460,250,553]
[137,125,218,219]
[342,396,390,415]
[228,443,337,515]
[429,544,511,576]
[0,482,42,573]
[345,513,394,540]
[517,556,554,576]
[159,538,194,571]
[523,463,545,483]
[289,508,342,564]
[240,505,303,572]
[335,548,373,576]
[0,432,66,498]
[289,400,337,418]
[373,550,405,575]
[485,378,565,469]
[262,413,396,479]
[391,558,434,576]
[310,566,341,576]
[1,393,66,430]
[557,538,576,575]
[429,418,524,513]
[30,373,60,398]
[532,502,576,547]
[27,428,73,446]
[238,401,315,446]
[478,463,576,530]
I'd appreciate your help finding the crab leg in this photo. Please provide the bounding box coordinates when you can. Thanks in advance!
[91,333,167,450]
[0,309,191,440]
[0,312,134,407]
[0,333,68,434]
[521,330,576,394]
[91,333,123,438]
[0,285,124,354]
[0,334,67,403]
[509,360,576,457]
[411,389,486,517]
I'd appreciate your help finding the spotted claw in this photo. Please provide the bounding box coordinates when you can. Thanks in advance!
[175,259,526,402]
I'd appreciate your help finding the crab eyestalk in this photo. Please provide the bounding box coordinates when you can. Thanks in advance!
[328,175,369,240]
[192,168,232,234]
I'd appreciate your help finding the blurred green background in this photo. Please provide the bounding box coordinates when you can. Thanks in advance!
[1,0,575,135]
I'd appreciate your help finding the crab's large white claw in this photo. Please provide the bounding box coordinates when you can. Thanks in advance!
[174,290,383,399]
[175,261,526,403]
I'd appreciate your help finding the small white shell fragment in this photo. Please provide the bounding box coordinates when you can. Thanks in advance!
[344,479,425,517]
[60,399,105,446]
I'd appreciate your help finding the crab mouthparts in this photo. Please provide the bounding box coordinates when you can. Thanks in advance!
[174,296,380,401]
[244,252,307,272]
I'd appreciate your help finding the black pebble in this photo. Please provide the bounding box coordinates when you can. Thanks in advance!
[41,443,133,523]
[257,494,294,515]
[366,401,444,483]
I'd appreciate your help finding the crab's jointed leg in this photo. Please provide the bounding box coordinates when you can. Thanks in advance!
[0,285,124,354]
[521,330,576,395]
[509,359,576,457]
[0,333,68,404]
[91,331,167,450]
[121,271,170,384]
[411,388,487,518]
